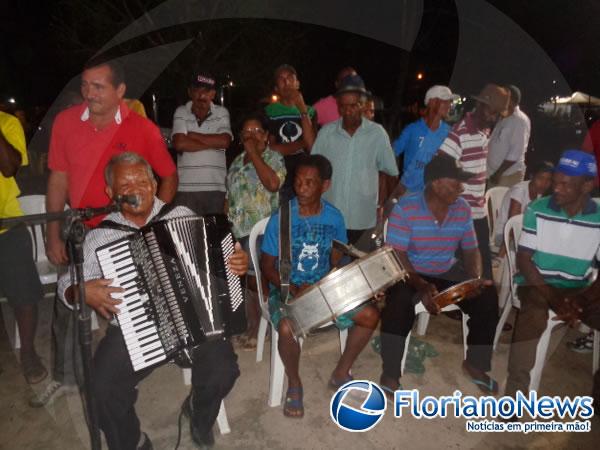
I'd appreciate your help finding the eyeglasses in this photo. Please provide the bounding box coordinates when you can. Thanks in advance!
[241,127,265,135]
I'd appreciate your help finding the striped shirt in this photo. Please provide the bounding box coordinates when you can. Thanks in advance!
[439,112,490,219]
[385,192,478,275]
[57,199,194,321]
[171,102,232,192]
[516,196,600,288]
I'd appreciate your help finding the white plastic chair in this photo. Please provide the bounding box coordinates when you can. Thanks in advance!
[182,369,230,434]
[249,218,348,407]
[494,214,523,350]
[401,303,469,375]
[485,186,509,254]
[1,195,98,349]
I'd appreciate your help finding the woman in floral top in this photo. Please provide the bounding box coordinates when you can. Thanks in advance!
[227,113,286,347]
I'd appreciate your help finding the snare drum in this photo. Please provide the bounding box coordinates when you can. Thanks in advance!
[431,278,482,309]
[284,246,406,338]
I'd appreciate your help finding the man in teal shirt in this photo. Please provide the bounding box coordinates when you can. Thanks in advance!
[311,75,398,250]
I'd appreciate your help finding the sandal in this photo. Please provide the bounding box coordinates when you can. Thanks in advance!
[241,337,258,351]
[462,363,498,395]
[567,334,594,353]
[283,387,304,418]
[21,352,48,385]
[328,374,354,391]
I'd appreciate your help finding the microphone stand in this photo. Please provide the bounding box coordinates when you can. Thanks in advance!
[1,203,121,450]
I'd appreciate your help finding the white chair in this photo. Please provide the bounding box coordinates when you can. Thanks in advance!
[182,369,230,434]
[494,214,523,350]
[485,186,509,254]
[1,195,98,349]
[249,218,348,407]
[401,303,469,375]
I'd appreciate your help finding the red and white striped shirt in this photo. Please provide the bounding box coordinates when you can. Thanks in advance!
[439,112,490,219]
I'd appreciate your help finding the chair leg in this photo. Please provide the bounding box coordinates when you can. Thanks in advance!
[256,316,268,363]
[182,367,192,386]
[339,328,348,353]
[268,328,285,407]
[400,330,412,376]
[216,401,230,435]
[593,330,600,375]
[461,313,469,360]
[416,312,430,336]
[493,298,513,351]
[528,318,562,392]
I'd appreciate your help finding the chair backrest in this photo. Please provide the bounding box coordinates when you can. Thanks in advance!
[503,213,523,294]
[17,195,48,263]
[485,186,509,239]
[249,217,270,317]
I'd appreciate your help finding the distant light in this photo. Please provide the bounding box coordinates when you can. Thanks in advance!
[228,81,234,87]
[416,72,424,80]
[552,80,557,84]
[271,94,279,102]
[462,97,467,101]
[8,97,16,104]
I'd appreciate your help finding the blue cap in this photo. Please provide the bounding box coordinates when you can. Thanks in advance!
[556,150,598,177]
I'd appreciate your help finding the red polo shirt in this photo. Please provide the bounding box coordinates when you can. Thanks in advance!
[48,102,176,226]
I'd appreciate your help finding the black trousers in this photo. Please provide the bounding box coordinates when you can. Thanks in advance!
[473,217,493,281]
[92,325,239,450]
[380,264,499,381]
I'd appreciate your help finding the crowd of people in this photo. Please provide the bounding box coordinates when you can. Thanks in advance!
[1,58,600,449]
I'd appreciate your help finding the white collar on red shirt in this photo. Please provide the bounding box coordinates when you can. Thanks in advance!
[80,105,123,124]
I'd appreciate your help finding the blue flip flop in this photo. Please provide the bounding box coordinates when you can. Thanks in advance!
[284,387,304,418]
[467,376,499,395]
[328,374,354,391]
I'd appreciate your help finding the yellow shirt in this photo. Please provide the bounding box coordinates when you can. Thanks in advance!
[124,99,147,118]
[0,111,28,231]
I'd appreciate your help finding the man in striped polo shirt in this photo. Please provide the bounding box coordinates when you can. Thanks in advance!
[439,83,509,279]
[379,153,499,395]
[505,150,600,404]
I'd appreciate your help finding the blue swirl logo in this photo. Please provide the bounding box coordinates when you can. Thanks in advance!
[330,380,387,432]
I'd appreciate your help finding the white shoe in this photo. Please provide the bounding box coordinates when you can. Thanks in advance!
[29,380,65,407]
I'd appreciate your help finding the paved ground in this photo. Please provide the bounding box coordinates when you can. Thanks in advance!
[1,295,598,450]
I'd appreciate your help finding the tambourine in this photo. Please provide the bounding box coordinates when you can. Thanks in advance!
[431,278,483,309]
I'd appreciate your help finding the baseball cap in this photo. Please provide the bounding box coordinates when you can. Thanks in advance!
[190,71,216,89]
[472,83,509,115]
[555,150,598,177]
[424,153,474,184]
[424,85,460,105]
[273,64,297,80]
[335,74,368,96]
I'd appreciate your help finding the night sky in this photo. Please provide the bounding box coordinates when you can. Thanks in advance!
[2,0,598,117]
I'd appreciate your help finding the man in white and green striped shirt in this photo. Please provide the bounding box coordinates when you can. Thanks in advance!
[506,150,600,406]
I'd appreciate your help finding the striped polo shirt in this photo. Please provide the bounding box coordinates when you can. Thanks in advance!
[439,112,490,219]
[385,192,478,275]
[171,101,232,192]
[516,196,600,288]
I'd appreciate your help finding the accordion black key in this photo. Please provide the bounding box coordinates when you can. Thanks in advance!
[96,215,245,371]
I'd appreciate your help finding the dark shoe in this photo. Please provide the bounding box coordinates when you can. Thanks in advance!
[137,432,153,450]
[21,352,48,385]
[182,396,215,448]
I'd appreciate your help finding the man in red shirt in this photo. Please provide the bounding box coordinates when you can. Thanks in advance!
[582,119,600,185]
[32,60,177,407]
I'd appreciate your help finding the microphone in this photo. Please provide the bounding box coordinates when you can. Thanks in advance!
[116,194,140,207]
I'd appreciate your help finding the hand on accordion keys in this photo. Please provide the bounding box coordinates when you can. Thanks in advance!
[82,279,124,319]
[228,242,249,276]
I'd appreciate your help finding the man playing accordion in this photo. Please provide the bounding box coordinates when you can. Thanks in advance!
[57,152,248,450]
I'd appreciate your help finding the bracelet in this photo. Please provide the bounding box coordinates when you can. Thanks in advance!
[299,111,309,117]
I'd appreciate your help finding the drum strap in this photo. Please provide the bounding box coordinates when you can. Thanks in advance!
[279,200,292,304]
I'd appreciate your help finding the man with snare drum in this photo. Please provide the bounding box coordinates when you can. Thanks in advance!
[379,153,499,396]
[260,154,380,418]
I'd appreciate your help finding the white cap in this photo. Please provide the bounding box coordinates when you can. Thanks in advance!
[424,85,460,105]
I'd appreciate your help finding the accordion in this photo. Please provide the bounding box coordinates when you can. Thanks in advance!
[96,215,245,371]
